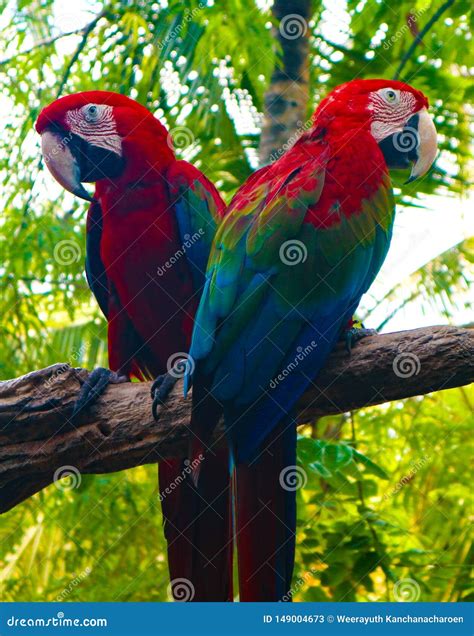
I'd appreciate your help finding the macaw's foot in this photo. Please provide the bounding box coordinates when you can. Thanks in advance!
[72,367,128,421]
[343,320,378,354]
[151,372,180,421]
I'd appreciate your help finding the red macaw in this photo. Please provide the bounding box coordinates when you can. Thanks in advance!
[36,91,232,601]
[186,79,437,600]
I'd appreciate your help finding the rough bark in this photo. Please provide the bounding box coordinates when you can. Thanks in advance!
[258,0,313,165]
[1,326,472,515]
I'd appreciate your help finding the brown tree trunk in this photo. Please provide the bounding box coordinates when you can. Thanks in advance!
[1,326,472,514]
[258,0,313,165]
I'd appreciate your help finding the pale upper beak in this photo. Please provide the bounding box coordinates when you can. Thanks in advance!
[40,130,94,202]
[406,107,438,183]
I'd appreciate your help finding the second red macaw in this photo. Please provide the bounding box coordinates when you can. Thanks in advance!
[185,79,438,601]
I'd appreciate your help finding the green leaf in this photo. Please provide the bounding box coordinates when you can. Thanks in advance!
[352,449,390,480]
[322,443,353,470]
[308,461,332,479]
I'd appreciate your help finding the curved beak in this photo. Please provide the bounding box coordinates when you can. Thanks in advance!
[41,130,94,202]
[406,108,438,183]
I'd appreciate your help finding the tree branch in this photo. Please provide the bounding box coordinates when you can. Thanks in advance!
[392,0,455,80]
[0,11,107,69]
[54,11,107,98]
[1,326,473,515]
[0,29,84,68]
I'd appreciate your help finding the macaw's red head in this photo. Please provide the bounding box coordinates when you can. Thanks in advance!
[314,79,437,182]
[36,91,175,201]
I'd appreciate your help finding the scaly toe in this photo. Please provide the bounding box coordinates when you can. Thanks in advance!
[151,373,179,421]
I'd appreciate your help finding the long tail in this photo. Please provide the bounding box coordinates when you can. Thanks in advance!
[159,449,233,602]
[234,417,297,601]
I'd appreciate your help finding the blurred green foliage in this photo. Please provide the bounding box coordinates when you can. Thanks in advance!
[0,0,472,602]
[294,389,473,602]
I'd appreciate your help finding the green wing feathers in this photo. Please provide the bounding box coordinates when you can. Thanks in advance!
[188,144,395,392]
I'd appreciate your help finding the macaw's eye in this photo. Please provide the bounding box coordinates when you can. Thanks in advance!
[383,89,399,104]
[84,104,100,122]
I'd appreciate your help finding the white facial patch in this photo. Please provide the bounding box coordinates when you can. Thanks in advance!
[66,104,122,156]
[368,90,416,142]
[370,120,403,142]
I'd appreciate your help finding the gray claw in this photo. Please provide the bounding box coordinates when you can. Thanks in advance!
[151,372,179,420]
[72,368,127,420]
[345,327,378,354]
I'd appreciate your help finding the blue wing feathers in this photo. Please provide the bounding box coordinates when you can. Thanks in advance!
[225,305,351,463]
[208,226,394,463]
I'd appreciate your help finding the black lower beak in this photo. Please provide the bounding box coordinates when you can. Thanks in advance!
[70,134,125,182]
[378,113,420,171]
